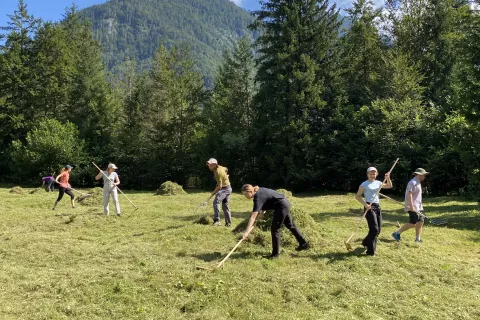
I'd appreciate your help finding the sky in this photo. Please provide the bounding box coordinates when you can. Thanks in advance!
[0,0,385,29]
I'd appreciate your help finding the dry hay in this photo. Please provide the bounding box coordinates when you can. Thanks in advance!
[10,186,24,195]
[194,215,213,225]
[276,188,293,198]
[77,187,103,206]
[29,187,44,194]
[233,206,323,249]
[155,181,187,196]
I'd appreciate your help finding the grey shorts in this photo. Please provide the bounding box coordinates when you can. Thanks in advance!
[408,211,424,224]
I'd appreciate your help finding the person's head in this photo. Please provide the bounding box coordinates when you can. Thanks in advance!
[241,184,259,199]
[107,163,118,173]
[413,168,429,181]
[366,167,378,181]
[64,165,72,173]
[206,158,218,171]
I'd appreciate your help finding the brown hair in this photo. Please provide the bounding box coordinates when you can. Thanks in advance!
[241,184,259,192]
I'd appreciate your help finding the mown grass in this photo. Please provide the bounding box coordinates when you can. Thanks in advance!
[0,186,478,319]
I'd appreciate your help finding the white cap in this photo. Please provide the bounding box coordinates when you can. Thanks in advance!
[206,158,218,165]
[366,167,377,173]
[108,163,118,169]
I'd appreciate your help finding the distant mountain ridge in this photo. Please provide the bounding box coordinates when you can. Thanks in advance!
[79,0,255,85]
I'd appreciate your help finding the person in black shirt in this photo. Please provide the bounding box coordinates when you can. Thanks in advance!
[241,184,309,258]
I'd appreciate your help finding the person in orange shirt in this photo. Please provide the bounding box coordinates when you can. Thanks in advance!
[52,165,75,210]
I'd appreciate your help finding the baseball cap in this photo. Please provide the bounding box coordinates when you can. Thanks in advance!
[206,158,218,165]
[65,165,72,170]
[108,163,118,169]
[413,168,429,175]
[366,167,377,173]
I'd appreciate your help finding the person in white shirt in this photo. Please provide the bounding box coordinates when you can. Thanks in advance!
[392,168,428,243]
[95,163,121,216]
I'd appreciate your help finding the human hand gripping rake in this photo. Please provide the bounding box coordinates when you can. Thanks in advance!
[92,162,138,211]
[194,194,214,215]
[378,193,448,226]
[344,158,400,251]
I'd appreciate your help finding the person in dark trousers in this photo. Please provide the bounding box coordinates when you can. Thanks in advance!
[241,184,309,258]
[52,165,75,210]
[206,158,232,226]
[355,167,392,256]
[41,175,55,192]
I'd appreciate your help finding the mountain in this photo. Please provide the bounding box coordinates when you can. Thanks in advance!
[79,0,255,86]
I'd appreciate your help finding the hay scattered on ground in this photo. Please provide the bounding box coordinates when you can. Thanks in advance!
[276,189,293,198]
[155,181,187,196]
[194,215,213,225]
[78,187,103,206]
[29,188,44,194]
[233,207,323,249]
[10,186,24,194]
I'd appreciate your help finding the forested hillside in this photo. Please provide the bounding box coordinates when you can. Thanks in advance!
[79,0,255,86]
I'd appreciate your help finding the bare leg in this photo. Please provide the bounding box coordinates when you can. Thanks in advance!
[415,221,424,239]
[396,223,415,234]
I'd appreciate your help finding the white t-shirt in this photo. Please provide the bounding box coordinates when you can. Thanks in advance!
[360,180,382,204]
[102,171,118,190]
[405,177,423,212]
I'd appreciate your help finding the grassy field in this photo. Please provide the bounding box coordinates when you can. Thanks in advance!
[0,186,479,320]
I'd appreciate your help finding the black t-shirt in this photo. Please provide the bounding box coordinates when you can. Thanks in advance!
[253,187,286,212]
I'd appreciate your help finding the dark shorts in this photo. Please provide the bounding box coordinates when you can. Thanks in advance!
[408,211,424,224]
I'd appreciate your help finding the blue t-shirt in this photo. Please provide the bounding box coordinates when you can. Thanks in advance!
[360,180,382,204]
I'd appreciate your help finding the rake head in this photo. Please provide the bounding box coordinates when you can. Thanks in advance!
[428,218,448,226]
[344,240,354,251]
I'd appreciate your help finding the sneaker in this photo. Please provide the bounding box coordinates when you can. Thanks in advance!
[414,239,423,243]
[117,213,121,217]
[262,254,279,259]
[212,221,220,226]
[391,232,401,242]
[295,243,310,251]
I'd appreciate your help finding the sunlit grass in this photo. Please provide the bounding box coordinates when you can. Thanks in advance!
[0,186,478,319]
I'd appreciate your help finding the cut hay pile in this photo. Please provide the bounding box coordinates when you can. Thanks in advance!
[194,215,213,225]
[276,188,293,198]
[77,187,103,206]
[155,181,187,196]
[233,207,323,249]
[29,188,44,194]
[10,186,24,194]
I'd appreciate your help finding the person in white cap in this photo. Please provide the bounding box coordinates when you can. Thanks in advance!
[392,168,429,243]
[95,163,121,216]
[355,167,392,256]
[206,158,232,226]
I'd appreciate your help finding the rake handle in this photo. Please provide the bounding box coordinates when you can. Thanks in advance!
[216,225,254,268]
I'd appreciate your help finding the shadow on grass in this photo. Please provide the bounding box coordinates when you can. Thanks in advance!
[299,247,368,262]
[132,225,184,237]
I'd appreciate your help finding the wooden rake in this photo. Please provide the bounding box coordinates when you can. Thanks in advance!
[345,158,400,251]
[379,193,448,226]
[196,226,253,271]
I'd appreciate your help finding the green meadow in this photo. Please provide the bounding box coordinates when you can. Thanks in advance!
[0,186,478,320]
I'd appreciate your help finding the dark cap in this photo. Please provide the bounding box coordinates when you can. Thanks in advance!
[65,165,72,170]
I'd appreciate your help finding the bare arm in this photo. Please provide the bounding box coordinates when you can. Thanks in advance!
[114,175,120,186]
[95,171,103,180]
[355,186,371,210]
[242,211,259,240]
[211,185,221,196]
[407,191,414,211]
[383,172,393,189]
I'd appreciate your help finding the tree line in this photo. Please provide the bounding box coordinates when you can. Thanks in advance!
[1,0,479,195]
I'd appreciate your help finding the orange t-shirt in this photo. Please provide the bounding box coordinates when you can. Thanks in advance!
[58,171,70,188]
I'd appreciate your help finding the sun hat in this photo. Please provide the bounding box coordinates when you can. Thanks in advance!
[366,167,378,173]
[413,168,429,175]
[108,163,118,170]
[206,158,218,165]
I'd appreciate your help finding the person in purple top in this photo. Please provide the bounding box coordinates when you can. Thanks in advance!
[392,168,429,243]
[41,175,55,192]
[241,184,309,259]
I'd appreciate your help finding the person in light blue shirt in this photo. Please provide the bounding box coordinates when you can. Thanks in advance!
[355,167,393,256]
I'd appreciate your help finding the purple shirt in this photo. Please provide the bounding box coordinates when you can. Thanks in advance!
[42,176,53,182]
[405,177,423,212]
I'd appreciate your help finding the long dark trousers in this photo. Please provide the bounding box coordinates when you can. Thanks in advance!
[270,199,307,256]
[56,186,74,202]
[363,203,382,255]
